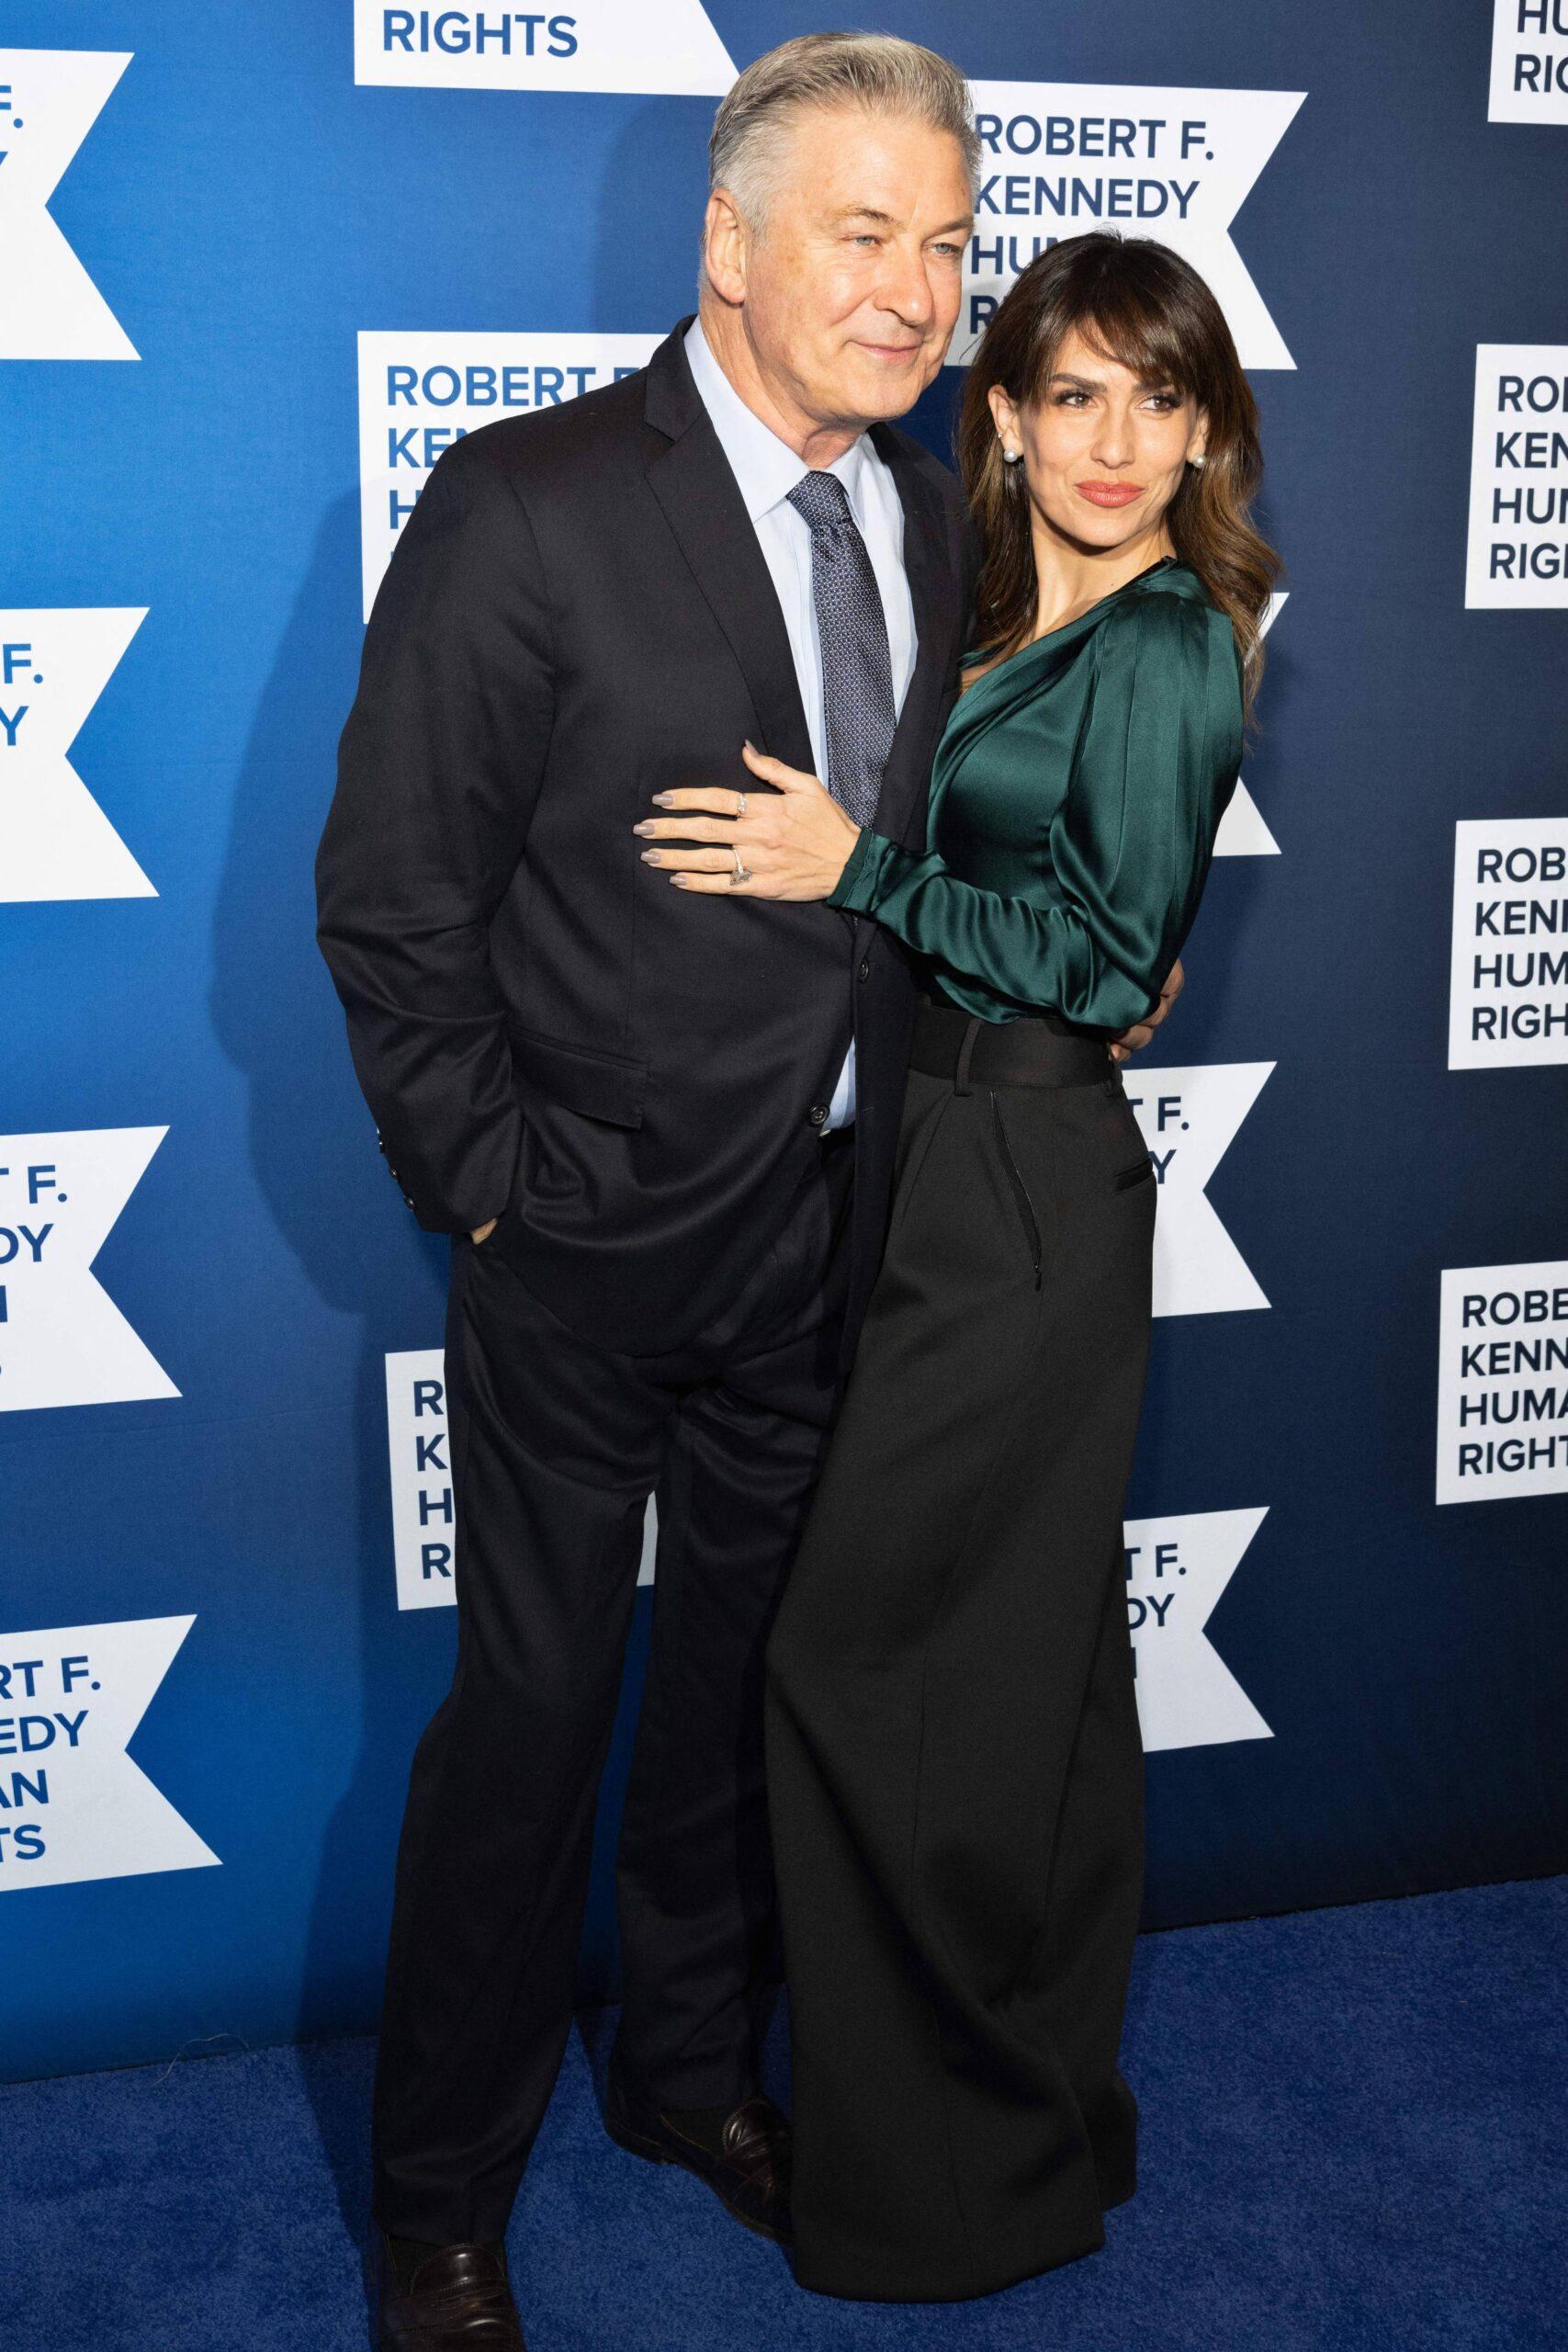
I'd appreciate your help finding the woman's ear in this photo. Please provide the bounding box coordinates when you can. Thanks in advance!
[1187,406,1210,467]
[987,382,1021,460]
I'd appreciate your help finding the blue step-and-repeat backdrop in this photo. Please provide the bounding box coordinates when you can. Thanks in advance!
[4,2,1565,2082]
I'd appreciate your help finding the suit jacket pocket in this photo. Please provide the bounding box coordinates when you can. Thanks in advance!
[507,1024,648,1129]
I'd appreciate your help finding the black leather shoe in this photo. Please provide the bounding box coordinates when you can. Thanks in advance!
[604,2065,793,2246]
[368,2233,527,2349]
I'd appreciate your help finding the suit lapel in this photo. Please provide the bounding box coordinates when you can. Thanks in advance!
[869,426,961,853]
[641,325,816,776]
[640,326,964,826]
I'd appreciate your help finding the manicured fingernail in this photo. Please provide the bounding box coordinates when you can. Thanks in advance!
[671,874,690,888]
[742,739,756,752]
[641,850,661,864]
[633,821,654,835]
[652,793,673,807]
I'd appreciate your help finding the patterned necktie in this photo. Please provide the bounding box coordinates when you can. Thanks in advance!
[785,469,897,830]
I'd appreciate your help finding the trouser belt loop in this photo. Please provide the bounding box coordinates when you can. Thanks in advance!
[954,1016,982,1097]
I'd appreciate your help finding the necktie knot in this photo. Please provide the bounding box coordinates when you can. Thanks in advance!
[787,470,856,536]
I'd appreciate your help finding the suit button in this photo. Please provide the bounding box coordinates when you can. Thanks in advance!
[808,1102,829,1128]
[857,958,871,981]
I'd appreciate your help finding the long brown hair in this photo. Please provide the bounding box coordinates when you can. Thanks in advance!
[957,234,1280,713]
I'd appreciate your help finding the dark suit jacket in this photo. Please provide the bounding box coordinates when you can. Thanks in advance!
[316,319,973,1360]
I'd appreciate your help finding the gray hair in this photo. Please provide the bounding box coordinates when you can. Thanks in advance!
[705,31,978,263]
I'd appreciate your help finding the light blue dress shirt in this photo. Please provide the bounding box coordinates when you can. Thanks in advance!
[684,318,919,1129]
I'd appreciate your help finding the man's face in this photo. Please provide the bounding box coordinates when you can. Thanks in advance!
[729,108,974,432]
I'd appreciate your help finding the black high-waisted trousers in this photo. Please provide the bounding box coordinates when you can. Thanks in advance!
[765,998,1157,2302]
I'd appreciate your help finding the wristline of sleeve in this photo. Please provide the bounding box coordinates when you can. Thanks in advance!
[826,828,921,916]
[822,828,1177,1032]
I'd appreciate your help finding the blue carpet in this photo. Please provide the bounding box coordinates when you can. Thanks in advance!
[4,1878,1563,2351]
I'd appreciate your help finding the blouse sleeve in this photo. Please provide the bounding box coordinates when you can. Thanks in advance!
[827,593,1244,1030]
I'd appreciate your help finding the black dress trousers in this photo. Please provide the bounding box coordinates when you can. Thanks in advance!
[372,1132,853,2245]
[765,1045,1156,2301]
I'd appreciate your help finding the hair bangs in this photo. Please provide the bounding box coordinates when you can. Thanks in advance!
[1076,300,1199,400]
[1018,266,1201,407]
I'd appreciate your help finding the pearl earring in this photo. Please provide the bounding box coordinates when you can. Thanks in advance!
[1189,454,1206,469]
[1002,446,1022,465]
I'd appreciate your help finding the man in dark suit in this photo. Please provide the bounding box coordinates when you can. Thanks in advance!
[318,33,1171,2350]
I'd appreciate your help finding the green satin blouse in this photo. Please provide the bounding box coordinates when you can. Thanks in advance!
[828,558,1245,1031]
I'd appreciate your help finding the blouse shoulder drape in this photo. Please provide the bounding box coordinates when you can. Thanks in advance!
[827,570,1245,1030]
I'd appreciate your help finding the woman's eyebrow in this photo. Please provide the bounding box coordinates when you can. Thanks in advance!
[1046,370,1182,391]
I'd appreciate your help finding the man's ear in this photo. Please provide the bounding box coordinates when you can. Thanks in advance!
[703,189,748,308]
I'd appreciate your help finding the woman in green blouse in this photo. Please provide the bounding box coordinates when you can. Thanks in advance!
[640,236,1280,2301]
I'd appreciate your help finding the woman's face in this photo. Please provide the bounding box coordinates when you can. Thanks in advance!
[988,326,1208,555]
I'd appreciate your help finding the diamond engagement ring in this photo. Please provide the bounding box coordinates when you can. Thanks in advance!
[731,846,751,886]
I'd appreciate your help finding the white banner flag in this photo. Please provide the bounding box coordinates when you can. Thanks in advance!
[1437,1259,1568,1504]
[1123,1062,1275,1318]
[354,1,736,96]
[0,50,136,360]
[0,1617,218,1892]
[1465,345,1568,609]
[0,610,152,902]
[1126,1507,1272,1752]
[386,1348,656,1607]
[1488,0,1568,124]
[957,83,1304,371]
[0,1129,178,1413]
[1448,818,1568,1069]
[357,332,663,619]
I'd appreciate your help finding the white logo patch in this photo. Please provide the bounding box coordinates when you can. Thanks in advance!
[1126,1506,1272,1752]
[386,1348,656,1609]
[1122,1063,1274,1318]
[1438,1259,1568,1503]
[0,1617,218,1891]
[957,84,1304,371]
[1489,0,1568,123]
[0,610,152,902]
[353,2,736,96]
[0,50,136,360]
[0,1130,178,1414]
[386,1348,457,1611]
[1449,817,1568,1069]
[357,333,663,620]
[1466,345,1568,607]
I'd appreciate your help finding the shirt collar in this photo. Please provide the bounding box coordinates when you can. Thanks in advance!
[684,317,880,536]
